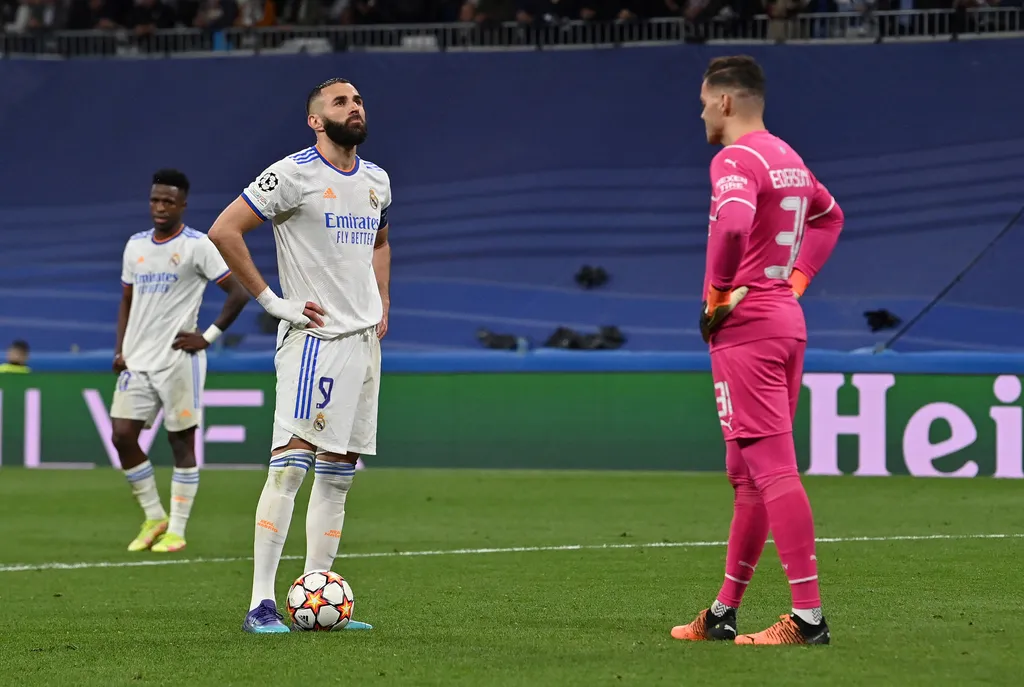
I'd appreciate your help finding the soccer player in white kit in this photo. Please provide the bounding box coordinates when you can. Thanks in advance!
[112,169,250,554]
[208,79,390,634]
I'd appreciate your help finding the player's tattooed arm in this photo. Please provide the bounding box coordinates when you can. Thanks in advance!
[113,284,131,373]
[373,224,390,339]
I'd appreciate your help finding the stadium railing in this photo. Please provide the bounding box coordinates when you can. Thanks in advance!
[1,8,1021,59]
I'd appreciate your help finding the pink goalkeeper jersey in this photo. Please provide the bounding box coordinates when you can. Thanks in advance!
[702,130,841,351]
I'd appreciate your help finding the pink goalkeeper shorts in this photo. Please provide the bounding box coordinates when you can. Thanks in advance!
[709,337,806,441]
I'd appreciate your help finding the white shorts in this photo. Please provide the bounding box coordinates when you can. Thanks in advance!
[110,353,207,432]
[272,327,381,456]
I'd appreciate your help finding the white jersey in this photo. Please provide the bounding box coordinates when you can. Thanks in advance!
[241,146,392,340]
[120,225,231,373]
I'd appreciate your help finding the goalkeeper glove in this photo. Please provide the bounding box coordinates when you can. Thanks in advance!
[789,269,809,300]
[699,285,748,344]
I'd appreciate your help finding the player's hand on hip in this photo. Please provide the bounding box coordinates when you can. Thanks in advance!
[257,288,325,329]
[699,286,748,343]
[270,300,324,329]
[788,269,809,300]
[112,353,127,374]
[300,301,326,328]
[172,330,209,353]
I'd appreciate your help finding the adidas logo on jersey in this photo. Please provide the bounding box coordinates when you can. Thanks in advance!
[323,188,336,199]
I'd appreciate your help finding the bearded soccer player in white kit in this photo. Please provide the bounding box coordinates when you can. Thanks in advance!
[113,169,250,553]
[209,79,390,634]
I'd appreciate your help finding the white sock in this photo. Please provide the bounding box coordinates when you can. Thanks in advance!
[168,467,199,537]
[304,459,355,574]
[792,607,823,625]
[124,460,166,521]
[249,449,313,611]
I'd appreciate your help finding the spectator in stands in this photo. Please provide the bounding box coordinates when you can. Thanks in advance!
[515,0,603,24]
[2,0,19,26]
[678,0,741,41]
[65,0,122,30]
[0,340,31,374]
[175,0,200,24]
[321,0,350,23]
[455,0,516,24]
[764,0,811,41]
[237,0,277,26]
[615,0,676,21]
[630,0,734,20]
[127,0,176,34]
[5,0,63,32]
[323,0,382,24]
[193,0,238,29]
[283,0,342,24]
[444,0,516,22]
[372,0,430,22]
[953,0,1007,36]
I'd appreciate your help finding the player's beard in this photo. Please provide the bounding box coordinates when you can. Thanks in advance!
[323,116,368,149]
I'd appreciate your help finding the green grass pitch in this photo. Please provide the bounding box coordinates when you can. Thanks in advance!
[1,468,1022,686]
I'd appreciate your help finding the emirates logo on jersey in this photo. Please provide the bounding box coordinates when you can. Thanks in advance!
[368,189,379,210]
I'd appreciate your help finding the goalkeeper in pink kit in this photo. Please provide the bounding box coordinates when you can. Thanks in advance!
[671,56,844,646]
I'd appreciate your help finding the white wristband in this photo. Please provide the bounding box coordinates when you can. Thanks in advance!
[255,286,311,328]
[256,286,280,310]
[202,324,223,344]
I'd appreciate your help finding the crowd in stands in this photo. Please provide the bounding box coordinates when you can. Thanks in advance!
[1,0,1014,33]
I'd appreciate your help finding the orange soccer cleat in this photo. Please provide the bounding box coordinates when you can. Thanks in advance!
[670,608,738,642]
[735,614,831,646]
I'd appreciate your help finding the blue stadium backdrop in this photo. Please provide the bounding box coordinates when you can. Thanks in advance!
[2,40,1023,354]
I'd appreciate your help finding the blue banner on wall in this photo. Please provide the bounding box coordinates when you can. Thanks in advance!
[1,41,1023,354]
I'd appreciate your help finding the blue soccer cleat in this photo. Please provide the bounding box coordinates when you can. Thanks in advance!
[340,620,373,631]
[242,599,291,634]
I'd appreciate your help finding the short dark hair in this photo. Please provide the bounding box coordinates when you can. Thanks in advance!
[306,78,352,114]
[704,56,765,98]
[152,168,190,196]
[10,340,28,353]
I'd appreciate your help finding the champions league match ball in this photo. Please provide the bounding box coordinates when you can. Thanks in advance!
[286,570,355,631]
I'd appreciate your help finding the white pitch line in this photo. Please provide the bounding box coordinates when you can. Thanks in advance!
[1,532,1020,574]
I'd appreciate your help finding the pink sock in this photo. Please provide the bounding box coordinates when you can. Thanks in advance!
[740,434,821,610]
[716,441,769,609]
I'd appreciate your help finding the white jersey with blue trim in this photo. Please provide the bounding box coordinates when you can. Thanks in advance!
[241,146,391,340]
[120,225,231,373]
